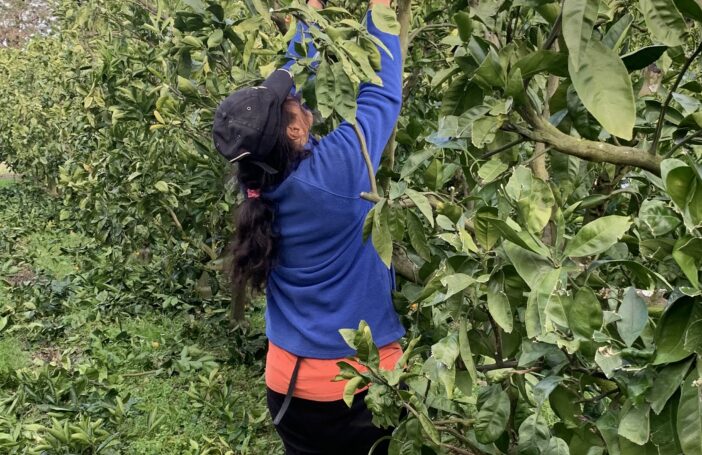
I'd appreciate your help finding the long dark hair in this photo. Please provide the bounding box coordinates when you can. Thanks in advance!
[229,98,310,296]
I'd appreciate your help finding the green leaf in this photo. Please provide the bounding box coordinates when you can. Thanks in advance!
[647,358,693,414]
[505,166,555,235]
[506,68,527,105]
[459,319,479,382]
[207,29,224,48]
[418,411,441,445]
[564,215,632,258]
[544,437,571,455]
[651,395,684,454]
[441,77,484,116]
[518,414,551,455]
[372,199,393,268]
[639,0,687,46]
[472,116,500,148]
[474,207,500,250]
[475,386,511,443]
[459,228,479,254]
[487,281,513,334]
[407,211,431,261]
[503,241,555,289]
[653,297,696,365]
[603,14,633,50]
[673,0,702,22]
[478,159,509,185]
[332,62,357,124]
[622,46,668,72]
[677,368,702,455]
[550,386,582,428]
[567,287,603,340]
[617,287,649,347]
[343,376,364,407]
[371,4,401,35]
[673,237,702,288]
[315,61,335,118]
[597,410,623,455]
[154,181,169,193]
[177,76,199,97]
[638,199,681,237]
[569,40,636,140]
[618,402,651,445]
[525,268,562,338]
[441,273,475,299]
[405,189,434,228]
[432,333,460,368]
[454,12,473,42]
[595,347,624,378]
[533,376,564,410]
[563,0,599,68]
[661,159,695,208]
[513,50,569,78]
[400,149,434,179]
[473,49,505,89]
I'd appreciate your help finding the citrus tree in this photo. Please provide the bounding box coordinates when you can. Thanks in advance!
[0,0,701,454]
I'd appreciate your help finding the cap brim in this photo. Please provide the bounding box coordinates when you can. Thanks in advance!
[261,69,294,102]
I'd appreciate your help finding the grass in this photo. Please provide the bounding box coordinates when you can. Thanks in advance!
[0,185,283,454]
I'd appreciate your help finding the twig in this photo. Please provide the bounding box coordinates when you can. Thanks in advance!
[434,418,475,427]
[437,426,480,450]
[476,360,518,372]
[488,315,504,367]
[650,41,702,154]
[575,388,618,404]
[408,23,453,44]
[666,129,702,157]
[354,123,379,197]
[542,12,562,50]
[480,138,525,159]
[121,369,163,378]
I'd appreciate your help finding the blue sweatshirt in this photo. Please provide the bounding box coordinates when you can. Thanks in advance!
[263,12,406,359]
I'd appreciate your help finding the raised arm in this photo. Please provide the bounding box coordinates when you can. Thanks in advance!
[281,1,322,73]
[355,2,403,170]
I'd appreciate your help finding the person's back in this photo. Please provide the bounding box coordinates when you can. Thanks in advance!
[212,1,404,453]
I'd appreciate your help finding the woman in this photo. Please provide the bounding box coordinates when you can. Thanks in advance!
[212,0,404,453]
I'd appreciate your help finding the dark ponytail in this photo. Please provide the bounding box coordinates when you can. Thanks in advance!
[229,99,310,295]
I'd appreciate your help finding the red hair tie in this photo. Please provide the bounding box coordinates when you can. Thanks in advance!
[247,189,261,199]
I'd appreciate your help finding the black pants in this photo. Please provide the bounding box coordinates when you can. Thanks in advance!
[267,388,392,455]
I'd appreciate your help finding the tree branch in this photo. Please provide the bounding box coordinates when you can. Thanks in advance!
[408,23,453,44]
[480,138,525,159]
[650,41,702,154]
[513,113,663,174]
[666,129,702,157]
[354,123,379,197]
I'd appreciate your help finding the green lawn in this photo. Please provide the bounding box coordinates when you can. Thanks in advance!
[0,184,282,454]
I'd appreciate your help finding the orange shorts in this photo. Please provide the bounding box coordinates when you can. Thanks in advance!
[265,340,403,402]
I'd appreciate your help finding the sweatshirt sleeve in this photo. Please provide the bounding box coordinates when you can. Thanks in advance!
[282,20,319,72]
[305,11,403,197]
[353,12,403,170]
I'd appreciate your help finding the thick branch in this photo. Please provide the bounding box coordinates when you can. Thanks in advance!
[393,247,422,283]
[514,115,663,175]
[650,41,702,154]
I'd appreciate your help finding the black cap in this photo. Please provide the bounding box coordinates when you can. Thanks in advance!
[212,69,294,172]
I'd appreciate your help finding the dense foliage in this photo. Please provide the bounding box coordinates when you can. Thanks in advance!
[1,0,702,454]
